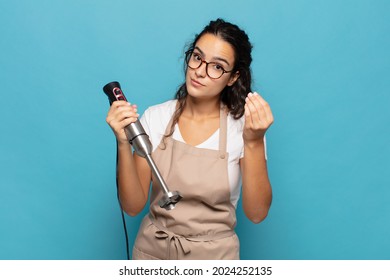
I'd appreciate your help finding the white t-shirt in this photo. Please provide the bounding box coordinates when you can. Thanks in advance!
[140,99,266,207]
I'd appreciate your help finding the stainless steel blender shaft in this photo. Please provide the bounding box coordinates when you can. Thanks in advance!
[125,122,182,210]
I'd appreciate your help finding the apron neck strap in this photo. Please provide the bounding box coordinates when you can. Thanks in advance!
[218,105,228,155]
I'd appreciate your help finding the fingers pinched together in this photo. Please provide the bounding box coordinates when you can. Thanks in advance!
[244,92,274,142]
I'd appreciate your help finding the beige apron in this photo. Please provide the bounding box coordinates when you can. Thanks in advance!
[132,104,239,260]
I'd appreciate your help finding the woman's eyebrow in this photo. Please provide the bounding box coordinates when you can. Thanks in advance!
[194,46,231,66]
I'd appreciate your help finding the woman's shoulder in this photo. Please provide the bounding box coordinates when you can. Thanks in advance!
[144,99,177,117]
[142,99,176,124]
[141,99,177,133]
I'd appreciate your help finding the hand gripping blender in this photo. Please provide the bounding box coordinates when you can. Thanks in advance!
[103,81,182,210]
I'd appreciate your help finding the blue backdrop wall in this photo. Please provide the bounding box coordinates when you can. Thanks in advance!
[0,0,389,260]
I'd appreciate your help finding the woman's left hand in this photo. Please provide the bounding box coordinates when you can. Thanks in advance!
[243,92,274,142]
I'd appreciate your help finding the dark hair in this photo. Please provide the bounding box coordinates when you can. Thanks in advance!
[165,18,253,140]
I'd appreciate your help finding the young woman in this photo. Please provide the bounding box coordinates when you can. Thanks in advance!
[106,19,274,260]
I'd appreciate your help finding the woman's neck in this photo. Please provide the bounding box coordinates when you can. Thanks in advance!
[182,96,220,120]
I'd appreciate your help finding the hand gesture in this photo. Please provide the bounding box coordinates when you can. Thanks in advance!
[243,92,274,142]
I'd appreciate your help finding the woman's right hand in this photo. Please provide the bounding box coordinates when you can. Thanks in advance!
[106,100,139,144]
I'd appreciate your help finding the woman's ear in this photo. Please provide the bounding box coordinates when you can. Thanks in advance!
[227,71,240,86]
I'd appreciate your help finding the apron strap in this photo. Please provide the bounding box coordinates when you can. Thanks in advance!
[218,105,228,158]
[157,101,177,150]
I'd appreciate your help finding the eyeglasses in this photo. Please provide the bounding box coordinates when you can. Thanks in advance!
[186,50,234,79]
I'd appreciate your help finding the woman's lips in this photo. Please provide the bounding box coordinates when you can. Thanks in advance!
[190,78,205,87]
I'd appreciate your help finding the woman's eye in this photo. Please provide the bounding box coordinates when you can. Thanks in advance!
[213,64,223,71]
[194,54,202,61]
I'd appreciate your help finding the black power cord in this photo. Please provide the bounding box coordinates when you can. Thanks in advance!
[103,83,131,260]
[116,141,130,260]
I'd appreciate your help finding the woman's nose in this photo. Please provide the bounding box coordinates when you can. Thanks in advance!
[195,61,207,78]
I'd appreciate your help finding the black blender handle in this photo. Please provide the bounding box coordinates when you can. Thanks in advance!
[103,81,127,105]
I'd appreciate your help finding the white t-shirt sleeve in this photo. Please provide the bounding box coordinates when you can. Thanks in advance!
[139,109,151,137]
[139,100,177,152]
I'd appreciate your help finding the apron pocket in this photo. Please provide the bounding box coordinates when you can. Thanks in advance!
[178,233,240,260]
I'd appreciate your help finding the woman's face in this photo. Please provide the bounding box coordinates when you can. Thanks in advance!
[185,33,239,101]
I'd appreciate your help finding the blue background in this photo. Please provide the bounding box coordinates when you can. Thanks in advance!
[0,0,389,260]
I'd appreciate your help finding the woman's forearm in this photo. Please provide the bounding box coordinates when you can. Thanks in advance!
[241,139,272,223]
[116,142,150,216]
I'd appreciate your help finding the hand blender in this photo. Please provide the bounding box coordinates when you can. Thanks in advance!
[103,81,182,210]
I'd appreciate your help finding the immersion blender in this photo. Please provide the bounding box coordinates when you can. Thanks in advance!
[103,81,182,210]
